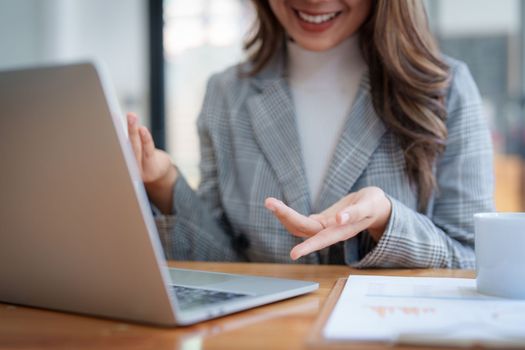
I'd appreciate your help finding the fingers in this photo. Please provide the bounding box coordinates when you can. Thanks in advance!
[290,218,371,260]
[310,213,337,229]
[336,200,372,226]
[127,113,142,165]
[128,113,157,169]
[314,193,358,227]
[139,126,155,160]
[289,187,387,260]
[265,197,323,237]
[266,188,388,260]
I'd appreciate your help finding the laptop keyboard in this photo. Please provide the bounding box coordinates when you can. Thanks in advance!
[172,285,249,311]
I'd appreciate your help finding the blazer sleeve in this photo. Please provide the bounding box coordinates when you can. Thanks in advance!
[353,62,495,269]
[154,74,244,262]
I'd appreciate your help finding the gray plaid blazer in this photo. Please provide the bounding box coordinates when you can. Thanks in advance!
[155,54,494,268]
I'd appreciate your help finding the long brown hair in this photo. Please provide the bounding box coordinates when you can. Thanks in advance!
[244,0,450,212]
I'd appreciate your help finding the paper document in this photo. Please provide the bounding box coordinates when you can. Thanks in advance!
[323,275,525,347]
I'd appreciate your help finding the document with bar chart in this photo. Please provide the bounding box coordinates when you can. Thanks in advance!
[323,275,525,347]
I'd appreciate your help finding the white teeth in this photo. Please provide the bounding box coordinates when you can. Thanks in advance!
[297,11,338,24]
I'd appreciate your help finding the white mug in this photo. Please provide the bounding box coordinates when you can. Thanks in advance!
[474,212,525,299]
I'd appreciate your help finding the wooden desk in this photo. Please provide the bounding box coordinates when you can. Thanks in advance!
[0,262,474,350]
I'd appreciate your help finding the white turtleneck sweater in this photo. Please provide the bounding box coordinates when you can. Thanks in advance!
[287,35,367,205]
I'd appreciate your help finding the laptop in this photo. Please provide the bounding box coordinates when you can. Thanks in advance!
[0,62,318,326]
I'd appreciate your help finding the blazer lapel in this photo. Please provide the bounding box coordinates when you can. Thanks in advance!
[314,73,387,212]
[247,74,311,216]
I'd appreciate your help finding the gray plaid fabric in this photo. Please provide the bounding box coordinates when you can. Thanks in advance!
[154,54,494,268]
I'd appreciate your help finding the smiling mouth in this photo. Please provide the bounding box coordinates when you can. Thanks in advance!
[293,9,343,24]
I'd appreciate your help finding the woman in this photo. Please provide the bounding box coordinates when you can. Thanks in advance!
[127,0,493,268]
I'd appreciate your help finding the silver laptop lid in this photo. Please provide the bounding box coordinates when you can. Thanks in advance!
[0,62,178,326]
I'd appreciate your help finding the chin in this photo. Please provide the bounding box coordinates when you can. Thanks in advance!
[291,36,343,52]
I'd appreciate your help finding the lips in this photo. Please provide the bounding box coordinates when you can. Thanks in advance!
[296,10,342,24]
[292,8,343,32]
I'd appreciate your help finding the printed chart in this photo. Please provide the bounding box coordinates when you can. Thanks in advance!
[323,275,525,347]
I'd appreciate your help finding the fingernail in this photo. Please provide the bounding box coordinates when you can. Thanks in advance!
[266,204,276,212]
[271,200,284,211]
[340,212,349,224]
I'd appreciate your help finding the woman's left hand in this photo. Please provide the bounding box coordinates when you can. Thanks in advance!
[264,187,392,260]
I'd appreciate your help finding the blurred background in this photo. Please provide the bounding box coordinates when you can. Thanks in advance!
[1,0,523,211]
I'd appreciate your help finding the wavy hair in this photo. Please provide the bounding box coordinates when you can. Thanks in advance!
[244,0,450,212]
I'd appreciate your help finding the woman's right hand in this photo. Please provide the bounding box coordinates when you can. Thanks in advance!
[127,113,177,214]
